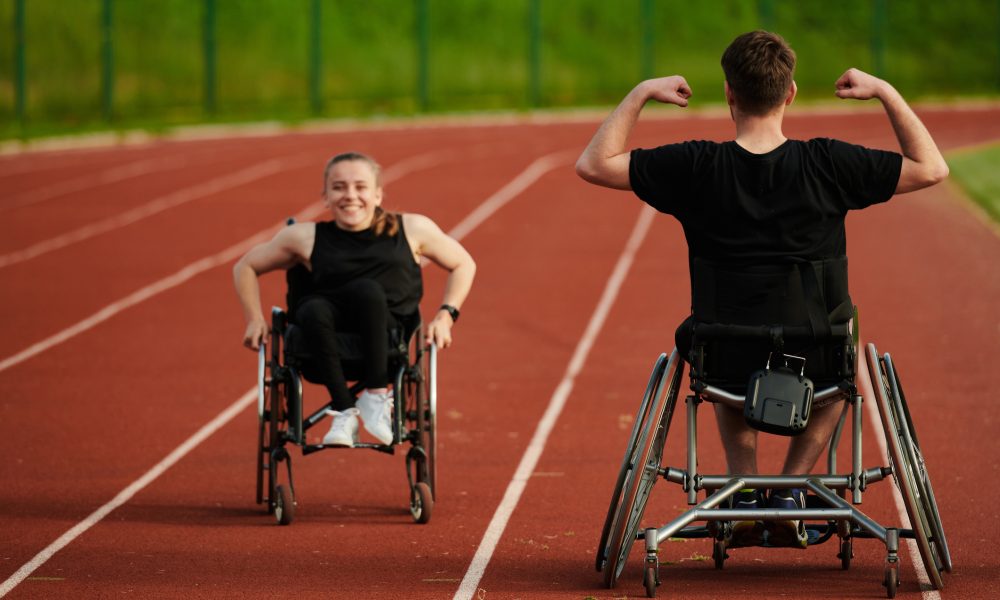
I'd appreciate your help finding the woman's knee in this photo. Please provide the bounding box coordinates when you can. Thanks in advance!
[296,296,336,328]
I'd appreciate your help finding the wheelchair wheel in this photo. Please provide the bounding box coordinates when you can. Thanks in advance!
[596,352,671,573]
[602,350,683,589]
[275,484,295,526]
[419,343,438,497]
[866,344,947,590]
[410,481,433,524]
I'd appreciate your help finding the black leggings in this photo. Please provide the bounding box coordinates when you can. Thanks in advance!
[295,279,397,411]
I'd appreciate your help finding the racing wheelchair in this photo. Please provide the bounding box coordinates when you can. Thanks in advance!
[596,258,951,598]
[255,273,437,526]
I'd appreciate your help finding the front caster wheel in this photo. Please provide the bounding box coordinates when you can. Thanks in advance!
[839,538,853,570]
[275,484,294,526]
[713,537,728,570]
[643,563,658,598]
[883,565,898,598]
[410,481,433,524]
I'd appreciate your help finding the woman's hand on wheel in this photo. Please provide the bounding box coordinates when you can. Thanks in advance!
[426,312,453,349]
[243,319,269,351]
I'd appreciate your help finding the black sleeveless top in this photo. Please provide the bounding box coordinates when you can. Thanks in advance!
[286,216,423,319]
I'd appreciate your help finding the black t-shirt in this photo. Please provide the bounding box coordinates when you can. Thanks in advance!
[629,138,902,262]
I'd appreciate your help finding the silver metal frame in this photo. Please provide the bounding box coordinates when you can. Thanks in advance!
[603,342,948,598]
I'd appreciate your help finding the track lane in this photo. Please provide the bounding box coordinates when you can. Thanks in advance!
[1,108,998,598]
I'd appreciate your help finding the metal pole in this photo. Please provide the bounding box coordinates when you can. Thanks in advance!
[101,0,114,122]
[204,0,216,116]
[640,0,653,80]
[872,0,886,77]
[416,0,429,111]
[528,0,540,107]
[309,0,322,115]
[14,0,26,128]
[758,0,774,30]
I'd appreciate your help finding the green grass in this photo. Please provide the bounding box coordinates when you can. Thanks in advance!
[948,143,1000,223]
[1,0,999,140]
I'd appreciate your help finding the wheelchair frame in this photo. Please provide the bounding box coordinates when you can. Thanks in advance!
[596,337,951,598]
[255,306,438,526]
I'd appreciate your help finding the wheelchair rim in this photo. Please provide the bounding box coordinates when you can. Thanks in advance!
[596,352,669,573]
[603,350,682,588]
[866,344,944,590]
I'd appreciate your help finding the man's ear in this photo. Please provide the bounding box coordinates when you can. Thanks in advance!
[785,81,797,106]
[724,81,735,106]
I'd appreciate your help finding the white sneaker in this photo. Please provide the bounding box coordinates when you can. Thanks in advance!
[355,389,394,445]
[322,408,360,447]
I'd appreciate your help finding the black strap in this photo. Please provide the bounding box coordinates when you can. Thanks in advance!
[795,260,832,339]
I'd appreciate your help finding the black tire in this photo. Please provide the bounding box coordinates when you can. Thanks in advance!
[884,354,952,574]
[884,565,898,598]
[713,538,727,570]
[643,563,658,598]
[603,351,683,589]
[839,538,852,571]
[275,484,294,526]
[411,481,433,524]
[596,353,670,573]
[866,345,945,590]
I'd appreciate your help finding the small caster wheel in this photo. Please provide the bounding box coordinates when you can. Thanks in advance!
[275,484,294,526]
[643,563,658,598]
[713,538,728,570]
[839,538,853,570]
[883,565,898,598]
[410,481,433,524]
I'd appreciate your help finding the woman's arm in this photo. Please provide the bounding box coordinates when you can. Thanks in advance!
[403,214,476,349]
[232,223,312,350]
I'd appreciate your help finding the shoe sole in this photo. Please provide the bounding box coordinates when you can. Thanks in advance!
[765,521,808,549]
[729,521,765,547]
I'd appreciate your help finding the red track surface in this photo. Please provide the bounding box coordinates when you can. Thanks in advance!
[1,106,999,599]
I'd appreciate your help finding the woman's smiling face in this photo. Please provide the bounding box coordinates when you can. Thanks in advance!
[324,159,383,231]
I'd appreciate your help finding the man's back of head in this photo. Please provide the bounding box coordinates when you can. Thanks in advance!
[722,30,796,116]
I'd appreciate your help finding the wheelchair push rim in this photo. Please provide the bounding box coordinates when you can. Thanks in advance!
[603,350,683,589]
[596,352,671,573]
[866,344,946,590]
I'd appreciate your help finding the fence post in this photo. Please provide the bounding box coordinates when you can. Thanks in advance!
[204,0,217,116]
[416,0,429,111]
[14,0,25,128]
[640,0,653,80]
[101,0,114,122]
[758,0,774,30]
[528,0,541,107]
[310,0,322,115]
[872,0,886,77]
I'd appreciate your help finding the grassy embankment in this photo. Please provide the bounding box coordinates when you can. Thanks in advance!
[948,143,1000,224]
[1,0,998,141]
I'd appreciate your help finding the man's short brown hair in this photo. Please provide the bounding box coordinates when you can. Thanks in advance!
[721,30,796,116]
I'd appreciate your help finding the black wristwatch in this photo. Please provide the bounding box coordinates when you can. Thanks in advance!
[439,304,460,323]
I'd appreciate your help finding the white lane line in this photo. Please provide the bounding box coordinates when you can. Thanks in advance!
[447,149,577,241]
[857,339,940,599]
[0,387,257,597]
[0,149,564,596]
[453,205,657,600]
[0,153,314,269]
[0,155,188,212]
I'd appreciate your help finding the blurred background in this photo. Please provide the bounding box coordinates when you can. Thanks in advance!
[1,0,999,141]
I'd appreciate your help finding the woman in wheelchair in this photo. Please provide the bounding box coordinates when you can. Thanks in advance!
[233,151,475,447]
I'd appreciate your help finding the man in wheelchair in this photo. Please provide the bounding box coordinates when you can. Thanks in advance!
[577,29,947,549]
[234,151,475,447]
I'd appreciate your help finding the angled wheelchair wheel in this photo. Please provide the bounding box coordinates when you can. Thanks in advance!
[420,343,438,497]
[602,350,683,589]
[866,344,947,590]
[596,352,671,573]
[256,345,271,507]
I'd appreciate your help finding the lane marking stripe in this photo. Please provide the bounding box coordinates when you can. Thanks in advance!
[453,205,656,600]
[0,154,314,269]
[0,149,570,596]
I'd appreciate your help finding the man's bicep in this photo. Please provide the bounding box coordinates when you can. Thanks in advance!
[894,156,929,194]
[577,152,632,190]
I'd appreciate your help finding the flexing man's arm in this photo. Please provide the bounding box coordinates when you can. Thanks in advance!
[575,76,692,190]
[835,68,948,193]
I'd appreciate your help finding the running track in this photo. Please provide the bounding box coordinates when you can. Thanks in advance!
[1,106,999,599]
